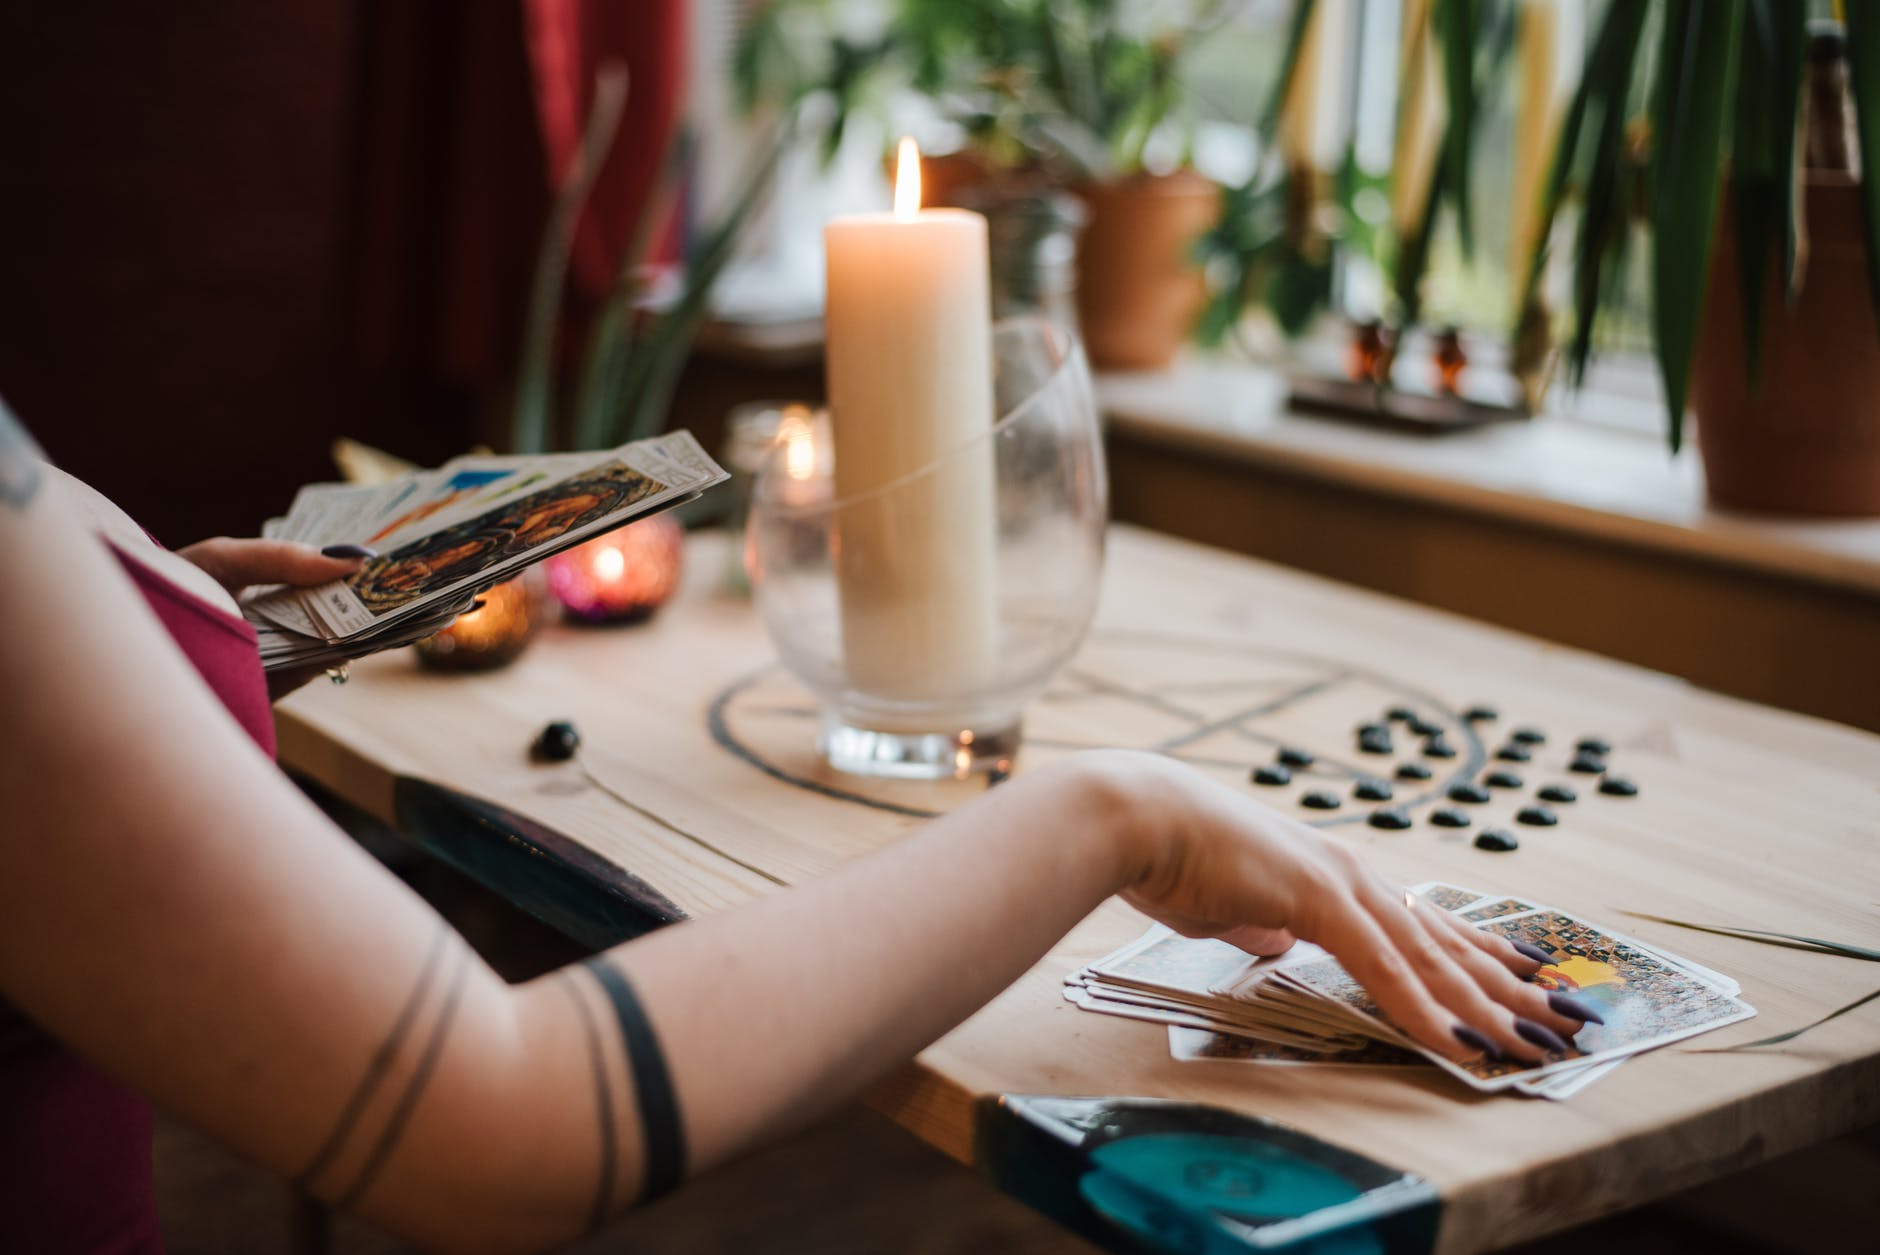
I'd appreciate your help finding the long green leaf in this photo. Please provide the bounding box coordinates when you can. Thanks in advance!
[1731,1,1808,386]
[1842,5,1880,332]
[1687,987,1880,1052]
[511,68,630,456]
[1258,0,1320,137]
[1618,911,1880,963]
[1650,0,1743,453]
[1432,0,1479,256]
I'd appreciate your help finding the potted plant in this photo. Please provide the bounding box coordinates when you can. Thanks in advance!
[734,0,1244,369]
[1518,1,1880,517]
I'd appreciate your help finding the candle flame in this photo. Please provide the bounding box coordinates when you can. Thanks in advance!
[894,136,921,218]
[779,412,816,481]
[594,545,626,583]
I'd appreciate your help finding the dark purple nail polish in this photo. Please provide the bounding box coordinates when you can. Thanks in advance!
[1514,1017,1571,1054]
[1511,940,1553,965]
[1546,992,1605,1025]
[322,543,377,559]
[1451,1024,1502,1059]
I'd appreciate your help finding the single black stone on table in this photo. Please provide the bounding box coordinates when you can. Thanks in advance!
[1485,770,1525,789]
[1301,790,1342,810]
[1386,706,1417,723]
[1277,746,1317,768]
[1357,721,1391,737]
[1354,777,1394,801]
[1511,727,1547,745]
[1464,705,1500,723]
[1568,753,1607,774]
[1395,762,1433,781]
[1357,728,1395,755]
[1407,716,1444,738]
[1252,764,1292,787]
[531,720,582,762]
[1430,806,1472,828]
[1576,736,1613,756]
[1423,737,1457,759]
[1496,744,1532,763]
[1474,828,1520,852]
[1537,784,1578,804]
[1516,805,1559,827]
[1368,806,1413,830]
[1447,782,1491,805]
[1599,775,1640,797]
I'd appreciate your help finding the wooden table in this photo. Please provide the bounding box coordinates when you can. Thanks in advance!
[277,527,1880,1254]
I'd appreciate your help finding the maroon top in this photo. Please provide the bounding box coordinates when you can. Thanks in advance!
[0,546,275,1251]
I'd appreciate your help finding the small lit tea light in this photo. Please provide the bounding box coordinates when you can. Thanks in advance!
[413,575,544,672]
[546,515,685,624]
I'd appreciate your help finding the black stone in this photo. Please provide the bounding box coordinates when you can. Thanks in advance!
[1277,746,1316,768]
[1353,777,1394,802]
[1423,737,1457,759]
[1368,806,1412,830]
[1485,770,1525,789]
[1464,705,1500,722]
[1430,806,1472,828]
[1576,736,1613,756]
[1474,828,1520,852]
[1357,721,1391,737]
[1516,805,1559,827]
[1357,729,1395,755]
[1252,764,1292,787]
[1395,762,1433,781]
[1599,775,1640,797]
[1407,716,1445,737]
[1301,790,1342,810]
[531,720,581,762]
[1511,727,1547,745]
[1568,753,1607,775]
[1386,706,1417,723]
[1447,782,1491,805]
[1537,784,1578,804]
[1496,744,1532,763]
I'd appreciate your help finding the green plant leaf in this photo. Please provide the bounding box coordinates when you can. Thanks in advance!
[1432,0,1479,256]
[1649,0,1744,453]
[1618,911,1880,962]
[1687,987,1880,1052]
[1731,1,1808,385]
[1258,0,1319,137]
[1842,4,1880,330]
[511,67,630,456]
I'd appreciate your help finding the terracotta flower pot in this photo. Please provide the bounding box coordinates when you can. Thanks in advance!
[1692,172,1880,516]
[1073,170,1221,371]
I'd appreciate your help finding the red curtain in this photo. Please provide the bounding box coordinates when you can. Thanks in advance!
[522,0,689,298]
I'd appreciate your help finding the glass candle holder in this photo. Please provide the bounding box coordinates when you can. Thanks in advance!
[546,515,685,625]
[412,570,547,672]
[747,319,1108,779]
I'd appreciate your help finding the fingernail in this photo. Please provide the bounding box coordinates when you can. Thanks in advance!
[1511,941,1553,965]
[1514,1017,1571,1054]
[322,543,377,559]
[1547,992,1605,1025]
[1451,1024,1503,1060]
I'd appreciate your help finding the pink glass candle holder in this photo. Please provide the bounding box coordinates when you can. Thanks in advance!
[546,515,685,624]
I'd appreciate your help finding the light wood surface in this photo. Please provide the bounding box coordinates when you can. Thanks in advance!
[277,526,1880,1254]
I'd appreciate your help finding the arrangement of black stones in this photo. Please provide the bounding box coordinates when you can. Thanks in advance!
[1247,703,1641,855]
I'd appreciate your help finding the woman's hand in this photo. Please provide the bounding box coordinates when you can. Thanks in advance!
[1087,751,1588,1066]
[177,537,374,596]
[178,538,375,700]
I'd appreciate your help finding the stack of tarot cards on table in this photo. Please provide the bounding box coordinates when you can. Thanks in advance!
[1065,883,1754,1099]
[245,432,726,674]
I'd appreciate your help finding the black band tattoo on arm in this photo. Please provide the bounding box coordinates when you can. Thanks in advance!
[294,923,451,1190]
[559,974,619,1233]
[0,397,45,512]
[331,942,471,1210]
[583,957,687,1203]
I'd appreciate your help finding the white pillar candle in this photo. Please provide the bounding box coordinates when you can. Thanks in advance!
[822,139,998,722]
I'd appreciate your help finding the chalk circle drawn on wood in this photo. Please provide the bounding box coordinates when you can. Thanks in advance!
[706,629,1490,826]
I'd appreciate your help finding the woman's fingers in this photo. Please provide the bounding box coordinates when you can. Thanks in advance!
[1405,896,1587,1039]
[178,538,374,593]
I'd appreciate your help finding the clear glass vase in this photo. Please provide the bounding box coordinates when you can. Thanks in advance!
[747,319,1108,779]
